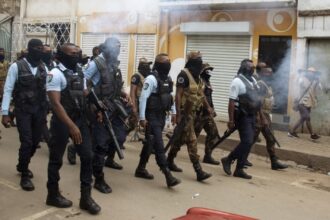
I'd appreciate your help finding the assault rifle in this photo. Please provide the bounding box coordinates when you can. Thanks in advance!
[165,100,193,153]
[88,88,124,159]
[211,127,237,151]
[263,126,281,148]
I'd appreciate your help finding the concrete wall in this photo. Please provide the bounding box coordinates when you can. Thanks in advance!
[298,0,330,11]
[25,0,71,18]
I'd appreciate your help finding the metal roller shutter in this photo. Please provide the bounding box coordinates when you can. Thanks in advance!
[81,33,130,86]
[134,34,156,72]
[186,35,251,121]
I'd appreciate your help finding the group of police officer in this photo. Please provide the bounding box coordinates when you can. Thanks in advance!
[0,36,288,215]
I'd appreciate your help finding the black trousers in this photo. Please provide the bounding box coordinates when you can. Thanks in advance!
[15,106,47,172]
[93,115,127,176]
[228,114,255,170]
[139,111,168,169]
[47,114,93,191]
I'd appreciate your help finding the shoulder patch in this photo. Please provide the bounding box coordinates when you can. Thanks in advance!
[177,76,184,84]
[131,76,137,83]
[143,83,149,90]
[47,74,53,83]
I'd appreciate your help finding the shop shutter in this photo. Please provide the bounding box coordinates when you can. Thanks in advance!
[134,34,156,73]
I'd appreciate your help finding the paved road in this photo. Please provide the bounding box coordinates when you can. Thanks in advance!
[0,126,329,220]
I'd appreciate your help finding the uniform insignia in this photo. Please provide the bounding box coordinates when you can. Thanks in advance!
[47,74,53,83]
[143,83,149,90]
[177,76,184,84]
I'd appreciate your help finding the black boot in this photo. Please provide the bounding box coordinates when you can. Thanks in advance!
[94,174,112,194]
[135,155,154,180]
[104,158,123,170]
[161,167,181,188]
[233,168,252,179]
[167,154,182,172]
[20,173,34,191]
[46,189,73,208]
[193,162,212,182]
[271,158,288,170]
[221,157,233,175]
[80,188,101,215]
[203,154,220,165]
[244,160,253,168]
[67,144,76,165]
[17,167,33,178]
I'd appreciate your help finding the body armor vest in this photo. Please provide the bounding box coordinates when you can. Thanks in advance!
[181,68,204,112]
[13,59,47,108]
[237,74,262,115]
[60,66,85,118]
[203,79,213,108]
[93,56,123,101]
[146,71,173,112]
[257,80,273,114]
[135,72,145,98]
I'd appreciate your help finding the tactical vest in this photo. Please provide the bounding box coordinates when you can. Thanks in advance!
[135,72,145,98]
[203,79,213,108]
[257,80,273,113]
[13,59,47,108]
[93,56,123,100]
[237,74,262,115]
[181,68,204,112]
[60,66,85,118]
[146,71,173,112]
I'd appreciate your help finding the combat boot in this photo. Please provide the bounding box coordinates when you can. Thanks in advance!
[104,158,123,170]
[17,166,33,178]
[193,162,212,182]
[233,168,252,179]
[80,188,101,215]
[161,167,181,188]
[20,172,34,191]
[167,154,182,172]
[203,154,220,165]
[135,157,154,180]
[94,174,112,194]
[46,189,73,208]
[271,158,288,170]
[221,156,233,175]
[67,144,76,165]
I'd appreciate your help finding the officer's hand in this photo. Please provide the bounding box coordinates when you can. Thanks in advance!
[2,115,11,128]
[96,111,103,123]
[208,107,215,116]
[227,121,235,130]
[139,120,147,128]
[69,124,82,145]
[261,119,269,128]
[171,114,176,126]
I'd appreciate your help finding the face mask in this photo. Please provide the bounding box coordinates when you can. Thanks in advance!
[0,54,4,62]
[138,63,151,77]
[58,51,79,71]
[28,47,43,61]
[41,52,52,64]
[186,58,203,76]
[154,61,171,76]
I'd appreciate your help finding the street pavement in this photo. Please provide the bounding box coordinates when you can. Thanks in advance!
[0,126,329,220]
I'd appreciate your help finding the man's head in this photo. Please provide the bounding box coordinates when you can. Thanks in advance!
[200,63,214,81]
[57,43,79,70]
[185,51,203,77]
[92,46,100,57]
[153,53,171,76]
[239,59,255,76]
[0,48,4,62]
[41,44,53,64]
[138,57,152,77]
[103,37,121,60]
[256,62,272,76]
[27,39,44,62]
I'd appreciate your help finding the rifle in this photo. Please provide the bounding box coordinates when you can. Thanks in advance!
[211,127,237,150]
[263,126,281,148]
[164,99,193,153]
[88,88,124,159]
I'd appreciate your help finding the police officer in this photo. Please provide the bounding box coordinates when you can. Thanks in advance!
[46,43,101,214]
[221,59,263,179]
[253,62,288,170]
[84,37,129,193]
[1,39,48,191]
[41,44,56,70]
[167,51,212,182]
[135,53,180,187]
[194,63,220,165]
